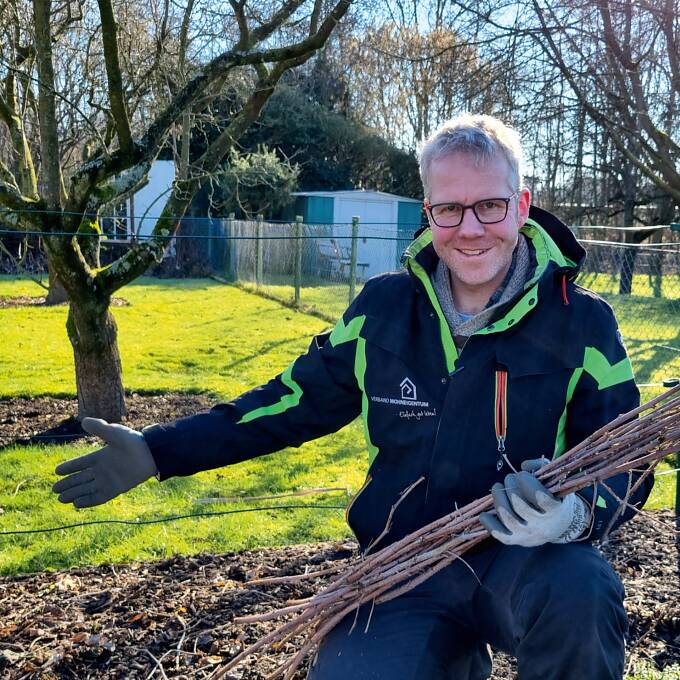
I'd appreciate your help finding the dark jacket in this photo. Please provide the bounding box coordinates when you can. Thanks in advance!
[143,206,653,551]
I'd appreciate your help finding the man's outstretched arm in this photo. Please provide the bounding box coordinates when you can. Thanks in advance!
[54,297,370,506]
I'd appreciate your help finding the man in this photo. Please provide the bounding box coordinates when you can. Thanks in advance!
[53,114,653,679]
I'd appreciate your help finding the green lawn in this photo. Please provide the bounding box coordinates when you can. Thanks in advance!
[0,276,331,398]
[0,427,364,575]
[0,275,367,575]
[628,663,680,680]
[0,274,677,577]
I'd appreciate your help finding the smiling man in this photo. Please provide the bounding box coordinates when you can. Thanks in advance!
[53,115,653,679]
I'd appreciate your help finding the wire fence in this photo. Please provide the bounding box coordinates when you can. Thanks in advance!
[1,217,679,386]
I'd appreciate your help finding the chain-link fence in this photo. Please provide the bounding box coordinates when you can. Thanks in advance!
[1,219,678,389]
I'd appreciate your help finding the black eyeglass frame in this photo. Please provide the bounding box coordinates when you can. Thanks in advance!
[426,190,520,228]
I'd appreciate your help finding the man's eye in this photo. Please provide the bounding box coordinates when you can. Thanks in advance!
[481,200,501,210]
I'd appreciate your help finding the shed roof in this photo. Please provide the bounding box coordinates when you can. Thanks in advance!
[292,189,421,203]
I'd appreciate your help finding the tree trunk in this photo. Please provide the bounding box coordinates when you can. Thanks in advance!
[618,162,637,295]
[618,246,637,295]
[45,259,69,305]
[66,300,126,422]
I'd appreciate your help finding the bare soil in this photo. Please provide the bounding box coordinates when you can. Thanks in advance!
[0,396,678,679]
[0,296,129,309]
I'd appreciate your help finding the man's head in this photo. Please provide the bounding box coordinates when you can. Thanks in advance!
[418,114,531,312]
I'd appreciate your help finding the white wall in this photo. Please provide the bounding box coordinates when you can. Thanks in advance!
[332,195,398,278]
[130,161,176,238]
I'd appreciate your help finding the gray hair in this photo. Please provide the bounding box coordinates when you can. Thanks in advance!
[418,114,524,198]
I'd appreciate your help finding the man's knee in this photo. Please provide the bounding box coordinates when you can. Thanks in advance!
[307,602,492,680]
[516,543,627,637]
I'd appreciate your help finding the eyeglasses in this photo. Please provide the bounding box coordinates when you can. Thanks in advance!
[426,191,519,228]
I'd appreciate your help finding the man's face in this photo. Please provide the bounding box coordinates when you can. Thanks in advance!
[425,152,531,305]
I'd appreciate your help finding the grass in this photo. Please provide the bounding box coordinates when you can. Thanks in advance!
[627,663,680,679]
[0,424,366,575]
[0,273,677,576]
[0,275,368,575]
[0,276,331,398]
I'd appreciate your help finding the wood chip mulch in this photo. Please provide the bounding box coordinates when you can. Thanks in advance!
[0,395,213,449]
[0,296,129,309]
[0,514,677,679]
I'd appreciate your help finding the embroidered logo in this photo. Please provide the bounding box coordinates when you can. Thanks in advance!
[370,377,431,410]
[400,377,417,401]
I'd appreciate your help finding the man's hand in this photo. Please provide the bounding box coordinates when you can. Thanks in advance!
[52,418,158,508]
[479,458,591,547]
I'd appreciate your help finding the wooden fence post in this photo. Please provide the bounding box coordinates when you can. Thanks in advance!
[349,215,359,304]
[294,215,303,306]
[228,212,236,280]
[256,214,264,287]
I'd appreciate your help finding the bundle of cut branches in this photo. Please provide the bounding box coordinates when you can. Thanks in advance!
[212,385,680,680]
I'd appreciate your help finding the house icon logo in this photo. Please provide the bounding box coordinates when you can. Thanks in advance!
[400,377,417,401]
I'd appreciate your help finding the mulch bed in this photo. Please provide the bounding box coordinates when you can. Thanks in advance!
[0,396,679,678]
[0,296,129,309]
[0,395,213,448]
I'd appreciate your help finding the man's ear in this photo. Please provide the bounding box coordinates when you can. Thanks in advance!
[517,188,531,228]
[424,198,435,229]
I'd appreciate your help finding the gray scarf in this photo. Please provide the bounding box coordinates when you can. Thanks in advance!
[432,234,532,350]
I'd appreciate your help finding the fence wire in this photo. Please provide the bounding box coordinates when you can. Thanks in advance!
[1,219,679,387]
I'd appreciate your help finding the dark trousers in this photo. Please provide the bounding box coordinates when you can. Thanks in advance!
[307,542,627,680]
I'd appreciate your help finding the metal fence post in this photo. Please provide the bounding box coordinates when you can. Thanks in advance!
[294,215,303,306]
[256,214,264,287]
[349,215,359,304]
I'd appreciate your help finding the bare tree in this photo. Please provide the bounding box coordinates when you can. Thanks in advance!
[0,0,352,422]
[332,16,517,150]
[529,0,680,203]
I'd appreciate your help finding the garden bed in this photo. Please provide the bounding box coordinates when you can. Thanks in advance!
[0,513,678,679]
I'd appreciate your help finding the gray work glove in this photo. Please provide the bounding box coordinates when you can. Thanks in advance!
[53,417,158,508]
[479,458,591,547]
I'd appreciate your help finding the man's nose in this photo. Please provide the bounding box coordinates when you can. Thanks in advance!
[457,207,486,237]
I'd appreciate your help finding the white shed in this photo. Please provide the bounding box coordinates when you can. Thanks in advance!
[292,190,423,278]
[102,160,176,240]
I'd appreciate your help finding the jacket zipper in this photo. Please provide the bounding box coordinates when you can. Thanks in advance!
[495,368,508,471]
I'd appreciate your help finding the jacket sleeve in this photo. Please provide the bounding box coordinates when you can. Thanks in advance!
[564,302,654,540]
[142,304,366,480]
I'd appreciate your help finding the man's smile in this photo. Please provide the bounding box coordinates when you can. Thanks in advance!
[455,247,492,258]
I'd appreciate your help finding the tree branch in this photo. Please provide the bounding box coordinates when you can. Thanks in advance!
[97,0,134,159]
[96,0,352,295]
[32,0,64,209]
[0,181,41,211]
[67,0,353,216]
[309,0,323,35]
[250,0,308,45]
[230,0,250,49]
[530,0,680,203]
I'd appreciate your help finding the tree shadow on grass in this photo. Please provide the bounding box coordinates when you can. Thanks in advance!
[218,336,308,373]
[628,326,680,385]
[25,417,87,446]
